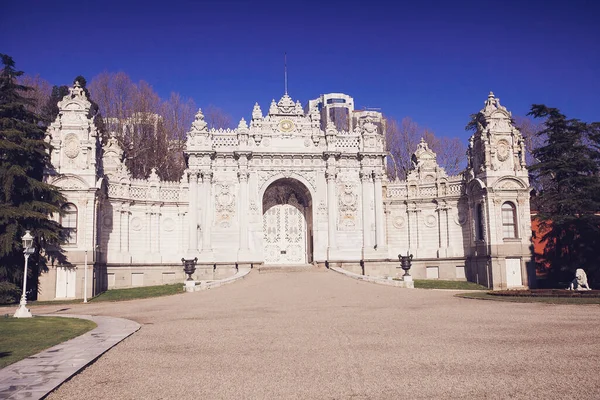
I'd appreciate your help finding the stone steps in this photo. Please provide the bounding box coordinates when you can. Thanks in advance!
[256,264,327,273]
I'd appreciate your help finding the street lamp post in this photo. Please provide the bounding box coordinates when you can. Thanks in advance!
[14,230,35,318]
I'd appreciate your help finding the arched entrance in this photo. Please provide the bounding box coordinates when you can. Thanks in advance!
[262,178,313,264]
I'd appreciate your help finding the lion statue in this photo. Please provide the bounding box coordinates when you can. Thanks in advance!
[568,268,591,290]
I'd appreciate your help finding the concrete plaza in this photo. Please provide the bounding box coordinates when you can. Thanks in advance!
[33,269,600,399]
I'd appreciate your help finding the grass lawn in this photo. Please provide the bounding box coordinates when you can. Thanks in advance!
[456,291,600,304]
[1,283,184,308]
[413,280,488,290]
[0,316,96,368]
[88,283,183,302]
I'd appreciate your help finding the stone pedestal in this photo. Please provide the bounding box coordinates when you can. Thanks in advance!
[184,281,197,293]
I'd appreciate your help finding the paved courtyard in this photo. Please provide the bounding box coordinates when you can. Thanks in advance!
[34,269,600,399]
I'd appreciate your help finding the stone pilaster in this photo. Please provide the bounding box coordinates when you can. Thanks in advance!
[373,170,385,251]
[187,171,199,255]
[201,170,214,260]
[237,152,251,258]
[325,153,338,254]
[360,169,374,256]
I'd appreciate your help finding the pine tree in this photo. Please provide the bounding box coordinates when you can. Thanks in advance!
[0,54,65,301]
[528,105,600,285]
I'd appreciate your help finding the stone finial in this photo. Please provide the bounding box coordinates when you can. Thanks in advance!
[148,167,160,182]
[482,91,508,115]
[238,117,248,130]
[252,102,263,120]
[190,108,208,134]
[68,81,86,100]
[295,100,304,116]
[269,99,278,115]
[411,138,439,171]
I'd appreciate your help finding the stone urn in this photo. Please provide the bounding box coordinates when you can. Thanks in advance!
[398,253,413,277]
[181,257,198,281]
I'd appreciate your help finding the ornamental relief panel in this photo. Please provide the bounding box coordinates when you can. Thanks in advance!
[257,169,316,192]
[214,183,236,228]
[63,133,80,159]
[338,183,360,231]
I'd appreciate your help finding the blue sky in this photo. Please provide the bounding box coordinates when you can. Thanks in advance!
[2,0,599,143]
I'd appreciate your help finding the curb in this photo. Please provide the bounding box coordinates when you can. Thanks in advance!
[329,266,414,288]
[0,314,140,400]
[186,267,252,292]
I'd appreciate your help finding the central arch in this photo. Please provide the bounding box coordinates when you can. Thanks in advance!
[262,178,313,265]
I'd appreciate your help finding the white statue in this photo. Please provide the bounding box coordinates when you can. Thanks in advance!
[568,268,591,290]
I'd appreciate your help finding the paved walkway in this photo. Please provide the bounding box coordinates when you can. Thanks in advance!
[0,315,140,400]
[22,270,600,399]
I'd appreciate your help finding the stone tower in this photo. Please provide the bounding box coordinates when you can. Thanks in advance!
[41,82,102,299]
[466,92,531,289]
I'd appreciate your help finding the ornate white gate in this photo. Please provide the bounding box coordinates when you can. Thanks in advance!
[263,185,307,264]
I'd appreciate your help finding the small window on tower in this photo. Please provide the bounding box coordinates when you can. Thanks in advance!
[61,203,78,244]
[502,202,518,239]
[476,203,484,241]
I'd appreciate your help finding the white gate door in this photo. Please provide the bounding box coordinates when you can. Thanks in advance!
[263,192,306,265]
[56,266,76,298]
[505,258,522,287]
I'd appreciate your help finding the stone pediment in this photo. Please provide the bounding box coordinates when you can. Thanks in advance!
[493,177,527,191]
[50,175,89,190]
[268,93,304,116]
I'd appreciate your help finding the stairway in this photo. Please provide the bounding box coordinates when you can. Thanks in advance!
[256,264,328,273]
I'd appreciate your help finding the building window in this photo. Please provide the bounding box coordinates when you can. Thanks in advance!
[502,202,518,239]
[61,203,77,244]
[476,203,484,241]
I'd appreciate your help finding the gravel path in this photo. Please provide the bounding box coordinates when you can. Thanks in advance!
[34,270,600,399]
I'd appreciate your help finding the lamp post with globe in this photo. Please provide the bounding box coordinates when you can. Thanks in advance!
[14,230,35,318]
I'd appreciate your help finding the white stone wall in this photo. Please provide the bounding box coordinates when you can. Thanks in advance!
[40,85,534,299]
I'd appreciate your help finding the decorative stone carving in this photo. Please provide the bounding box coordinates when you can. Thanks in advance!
[424,214,437,228]
[249,200,259,215]
[338,183,359,230]
[392,215,405,229]
[63,133,80,159]
[214,184,236,228]
[130,217,143,231]
[496,139,510,161]
[163,217,175,232]
[54,177,85,190]
[257,169,316,191]
[252,102,263,120]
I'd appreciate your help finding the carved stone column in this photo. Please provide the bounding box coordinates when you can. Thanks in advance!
[373,170,385,249]
[407,202,420,253]
[326,156,338,252]
[122,203,130,255]
[145,207,152,252]
[436,201,449,258]
[238,153,250,255]
[188,171,199,254]
[201,170,213,254]
[117,203,123,253]
[361,170,374,252]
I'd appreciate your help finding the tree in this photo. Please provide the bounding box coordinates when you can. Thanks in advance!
[528,105,600,285]
[204,104,233,130]
[0,54,65,301]
[17,74,52,117]
[88,72,196,181]
[385,116,466,180]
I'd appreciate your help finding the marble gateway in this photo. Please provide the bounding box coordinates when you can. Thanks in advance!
[38,84,532,299]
